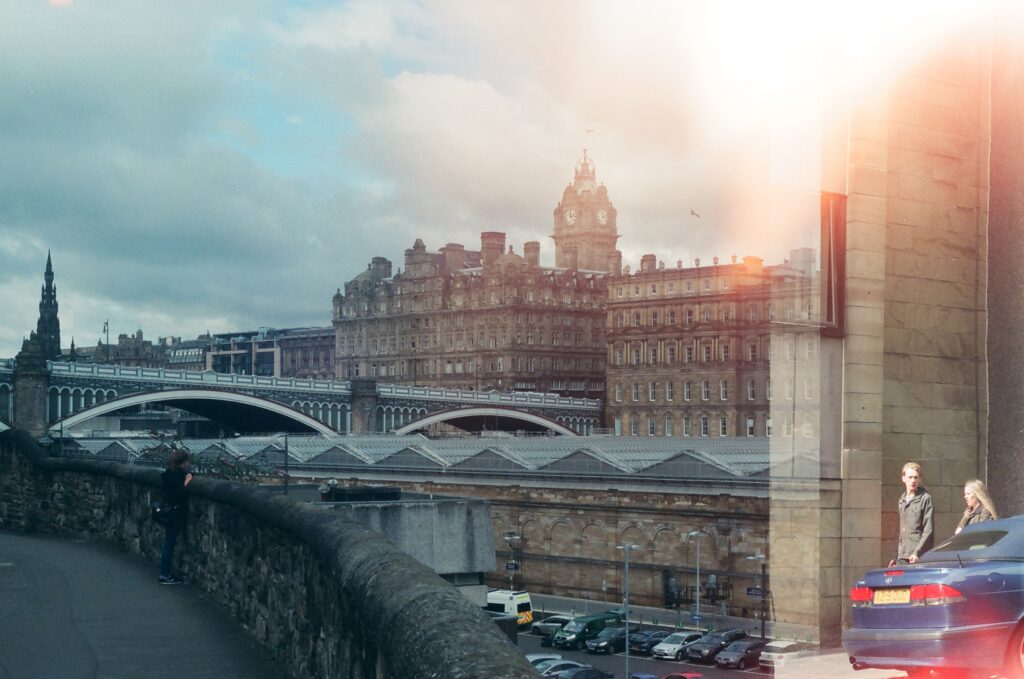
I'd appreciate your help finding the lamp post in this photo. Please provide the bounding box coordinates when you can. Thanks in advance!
[503,531,521,591]
[686,529,713,629]
[747,554,768,639]
[268,436,290,495]
[617,542,641,679]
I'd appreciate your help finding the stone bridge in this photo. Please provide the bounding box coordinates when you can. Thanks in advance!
[0,359,603,436]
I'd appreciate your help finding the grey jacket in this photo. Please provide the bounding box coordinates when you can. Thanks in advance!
[955,505,994,534]
[897,488,934,560]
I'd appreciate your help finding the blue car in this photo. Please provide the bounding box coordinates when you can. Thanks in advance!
[843,516,1024,677]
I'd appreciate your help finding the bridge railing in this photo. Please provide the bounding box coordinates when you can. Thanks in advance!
[377,383,602,411]
[0,428,533,679]
[48,361,352,394]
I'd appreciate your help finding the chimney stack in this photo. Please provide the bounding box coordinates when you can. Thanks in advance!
[441,242,465,272]
[608,250,623,275]
[524,241,540,266]
[481,232,506,267]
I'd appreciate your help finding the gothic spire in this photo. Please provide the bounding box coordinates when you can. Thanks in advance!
[36,251,62,361]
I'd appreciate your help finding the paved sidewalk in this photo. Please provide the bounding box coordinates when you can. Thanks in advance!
[0,530,287,679]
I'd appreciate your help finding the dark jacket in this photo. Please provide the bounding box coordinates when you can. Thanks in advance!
[160,468,189,527]
[897,487,934,560]
[955,505,994,534]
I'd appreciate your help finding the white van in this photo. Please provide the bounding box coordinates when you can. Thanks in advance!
[485,589,533,626]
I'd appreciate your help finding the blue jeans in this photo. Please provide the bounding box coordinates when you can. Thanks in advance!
[159,521,181,578]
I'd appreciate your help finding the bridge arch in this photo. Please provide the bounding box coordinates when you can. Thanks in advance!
[392,406,576,436]
[52,389,335,435]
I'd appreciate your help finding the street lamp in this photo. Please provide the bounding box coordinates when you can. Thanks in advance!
[502,531,521,591]
[268,435,290,495]
[746,554,769,639]
[617,542,641,679]
[686,529,713,629]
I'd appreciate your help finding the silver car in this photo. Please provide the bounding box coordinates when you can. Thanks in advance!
[650,631,704,660]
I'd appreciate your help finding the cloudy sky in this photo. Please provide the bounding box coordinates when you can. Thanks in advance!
[0,0,973,357]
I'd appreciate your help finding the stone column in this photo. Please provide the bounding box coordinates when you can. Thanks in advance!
[12,336,49,437]
[988,7,1024,517]
[348,378,379,434]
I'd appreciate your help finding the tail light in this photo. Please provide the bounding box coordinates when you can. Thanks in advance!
[909,583,965,606]
[849,586,872,608]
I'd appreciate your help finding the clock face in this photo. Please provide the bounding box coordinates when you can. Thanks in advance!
[597,209,608,225]
[563,208,577,225]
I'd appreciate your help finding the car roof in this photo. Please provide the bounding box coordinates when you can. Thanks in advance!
[921,515,1024,561]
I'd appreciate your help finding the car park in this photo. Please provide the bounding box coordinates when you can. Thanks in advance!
[533,614,573,646]
[536,660,590,677]
[758,640,814,671]
[843,517,1024,678]
[585,626,627,654]
[627,629,671,654]
[651,631,704,660]
[685,629,748,663]
[713,638,768,669]
[553,612,622,650]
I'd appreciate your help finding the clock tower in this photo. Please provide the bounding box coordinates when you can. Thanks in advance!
[552,150,619,271]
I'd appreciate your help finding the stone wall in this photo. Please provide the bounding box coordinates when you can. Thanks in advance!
[333,477,769,616]
[0,429,535,679]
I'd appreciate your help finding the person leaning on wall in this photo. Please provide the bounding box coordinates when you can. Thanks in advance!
[954,479,998,535]
[158,449,193,585]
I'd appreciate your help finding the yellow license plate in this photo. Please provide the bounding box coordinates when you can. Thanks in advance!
[873,588,910,605]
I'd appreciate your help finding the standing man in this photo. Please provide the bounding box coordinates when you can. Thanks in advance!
[889,462,934,566]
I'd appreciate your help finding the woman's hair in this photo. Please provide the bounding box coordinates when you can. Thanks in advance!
[166,449,191,470]
[965,479,998,519]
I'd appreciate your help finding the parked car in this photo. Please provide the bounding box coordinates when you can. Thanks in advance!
[585,626,627,654]
[526,653,563,667]
[533,614,572,646]
[843,517,1024,678]
[536,660,589,677]
[758,640,814,671]
[553,668,613,679]
[658,674,704,679]
[553,612,622,650]
[714,638,768,669]
[685,629,748,663]
[651,631,704,660]
[627,629,670,654]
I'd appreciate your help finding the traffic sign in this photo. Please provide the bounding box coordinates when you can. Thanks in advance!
[505,560,519,571]
[691,614,702,624]
[747,586,766,597]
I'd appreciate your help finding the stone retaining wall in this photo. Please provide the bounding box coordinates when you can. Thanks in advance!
[0,429,535,679]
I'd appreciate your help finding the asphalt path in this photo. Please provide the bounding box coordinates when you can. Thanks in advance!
[517,629,772,679]
[0,530,287,679]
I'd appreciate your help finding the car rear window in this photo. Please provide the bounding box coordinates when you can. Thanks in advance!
[926,530,1008,556]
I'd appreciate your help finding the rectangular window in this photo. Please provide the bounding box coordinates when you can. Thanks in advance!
[703,309,712,323]
[615,348,623,366]
[683,416,691,436]
[686,309,694,324]
[632,313,641,327]
[666,382,674,401]
[648,347,658,364]
[747,379,756,400]
[649,382,657,401]
[668,310,676,325]
[614,384,622,402]
[632,383,639,401]
[664,417,673,436]
[701,380,710,400]
[767,378,774,400]
[614,417,622,435]
[748,305,758,322]
[632,348,641,365]
[748,343,758,362]
[684,380,692,400]
[631,417,639,436]
[647,417,655,436]
[651,311,659,326]
[700,416,709,437]
[667,345,677,364]
[746,417,755,437]
[617,286,624,298]
[721,344,731,362]
[720,417,728,436]
[720,380,729,400]
[702,345,712,362]
[766,417,773,437]
[685,346,694,363]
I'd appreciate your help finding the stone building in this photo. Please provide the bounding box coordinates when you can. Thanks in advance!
[332,156,618,399]
[605,249,820,440]
[276,327,335,379]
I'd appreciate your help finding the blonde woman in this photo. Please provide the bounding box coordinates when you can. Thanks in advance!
[954,479,998,535]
